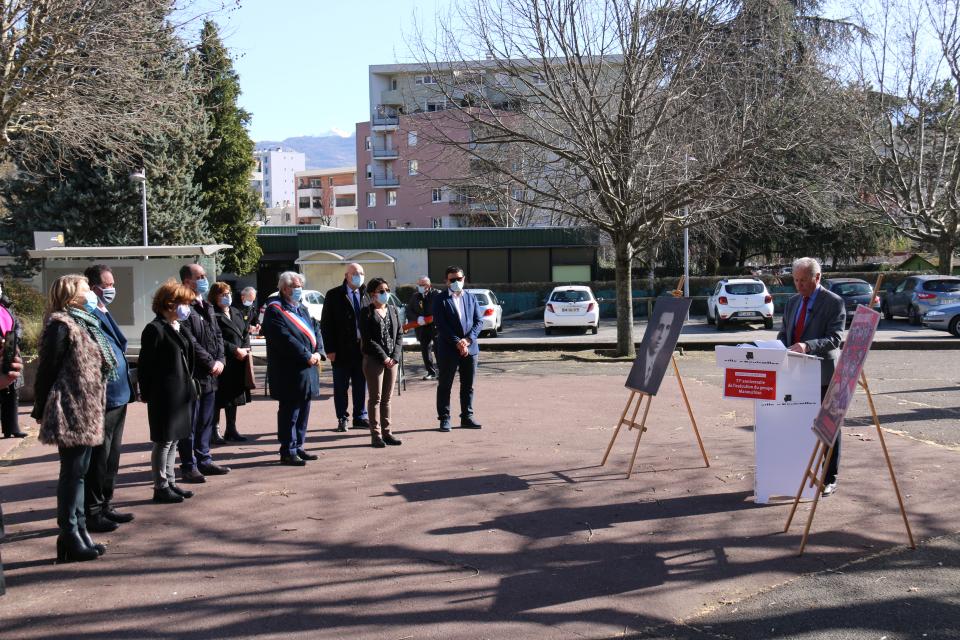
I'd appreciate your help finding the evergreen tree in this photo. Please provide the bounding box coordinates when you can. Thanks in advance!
[192,20,262,275]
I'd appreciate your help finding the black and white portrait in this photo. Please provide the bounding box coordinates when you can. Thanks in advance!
[625,297,692,395]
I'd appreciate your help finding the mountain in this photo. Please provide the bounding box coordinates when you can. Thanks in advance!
[255,132,356,169]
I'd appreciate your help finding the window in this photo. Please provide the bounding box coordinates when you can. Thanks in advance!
[494,72,510,86]
[312,196,323,209]
[408,160,418,175]
[724,283,764,295]
[335,194,356,207]
[426,100,447,112]
[531,73,546,85]
[415,74,437,85]
[924,279,960,292]
[432,217,443,228]
[512,188,524,201]
[329,177,334,186]
[366,164,373,179]
[365,136,371,151]
[367,192,376,207]
[386,190,397,206]
[386,218,398,228]
[309,179,322,188]
[431,188,442,203]
[551,290,591,303]
[367,220,377,229]
[408,131,417,146]
[298,197,310,209]
[391,77,398,90]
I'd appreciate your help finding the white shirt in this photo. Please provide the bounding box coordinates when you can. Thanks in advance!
[452,292,466,333]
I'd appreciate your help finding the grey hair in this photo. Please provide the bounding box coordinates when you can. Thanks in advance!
[277,271,302,289]
[241,286,257,296]
[417,275,431,283]
[792,257,821,276]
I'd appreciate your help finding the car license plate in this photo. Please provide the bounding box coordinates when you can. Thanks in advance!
[739,311,759,317]
[563,307,579,313]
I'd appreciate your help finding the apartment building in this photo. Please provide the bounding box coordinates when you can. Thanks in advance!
[251,148,306,209]
[295,167,358,228]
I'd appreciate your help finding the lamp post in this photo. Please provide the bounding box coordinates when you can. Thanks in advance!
[130,169,148,246]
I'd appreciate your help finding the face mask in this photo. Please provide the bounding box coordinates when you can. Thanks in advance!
[242,299,254,308]
[176,304,192,321]
[351,274,364,288]
[82,290,99,313]
[448,280,463,293]
[195,278,209,295]
[220,295,232,307]
[417,285,426,295]
[99,287,116,305]
[377,292,390,305]
[291,287,303,303]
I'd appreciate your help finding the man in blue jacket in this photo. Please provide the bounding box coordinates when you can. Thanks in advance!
[83,265,135,532]
[263,271,326,465]
[432,266,484,432]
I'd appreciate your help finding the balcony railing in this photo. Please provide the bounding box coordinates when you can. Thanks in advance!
[372,113,399,127]
[371,146,399,159]
[372,176,400,187]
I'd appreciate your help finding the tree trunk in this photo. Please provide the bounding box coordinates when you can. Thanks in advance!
[615,237,636,358]
[937,242,955,275]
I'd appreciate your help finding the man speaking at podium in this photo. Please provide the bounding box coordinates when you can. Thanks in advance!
[777,257,845,496]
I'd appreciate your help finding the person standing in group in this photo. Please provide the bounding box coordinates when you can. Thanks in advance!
[137,281,198,504]
[320,263,369,432]
[0,351,23,593]
[406,275,440,380]
[178,264,229,482]
[777,256,845,495]
[211,282,250,442]
[82,265,136,532]
[0,282,25,438]
[32,275,118,563]
[359,278,403,449]
[263,272,325,465]
[432,266,484,432]
[238,287,260,337]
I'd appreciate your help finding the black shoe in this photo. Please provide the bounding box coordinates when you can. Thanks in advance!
[198,463,231,476]
[56,532,100,563]
[85,513,119,533]
[371,434,386,448]
[422,373,438,380]
[280,455,306,466]
[352,418,370,429]
[77,528,106,555]
[336,419,348,432]
[461,417,483,429]
[224,430,247,442]
[3,431,27,438]
[103,504,135,524]
[211,426,227,445]
[169,484,194,499]
[296,449,318,461]
[439,419,452,432]
[181,468,207,483]
[382,433,403,446]
[153,486,184,503]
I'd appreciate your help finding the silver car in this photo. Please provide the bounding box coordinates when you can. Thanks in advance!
[922,303,960,337]
[882,275,960,325]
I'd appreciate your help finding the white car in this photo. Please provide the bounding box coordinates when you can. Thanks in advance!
[706,278,774,330]
[466,288,504,337]
[261,289,325,323]
[544,285,600,334]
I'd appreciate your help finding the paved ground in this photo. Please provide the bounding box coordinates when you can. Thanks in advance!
[0,350,957,638]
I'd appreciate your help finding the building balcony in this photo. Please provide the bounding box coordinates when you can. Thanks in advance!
[371,176,400,188]
[371,146,399,160]
[380,89,403,106]
[371,112,399,130]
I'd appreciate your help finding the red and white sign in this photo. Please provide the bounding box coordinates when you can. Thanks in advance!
[724,369,777,400]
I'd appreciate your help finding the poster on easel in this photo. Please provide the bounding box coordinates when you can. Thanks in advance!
[625,297,692,395]
[812,306,880,446]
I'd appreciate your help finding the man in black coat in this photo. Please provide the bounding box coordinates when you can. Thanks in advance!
[238,286,260,336]
[407,275,440,380]
[320,262,369,432]
[178,263,230,482]
[263,271,326,465]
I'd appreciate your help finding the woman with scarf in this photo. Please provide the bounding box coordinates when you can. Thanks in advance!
[32,275,118,563]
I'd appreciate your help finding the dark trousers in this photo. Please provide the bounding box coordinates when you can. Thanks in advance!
[332,360,367,421]
[821,385,840,483]
[277,396,311,457]
[416,326,437,376]
[0,386,19,436]
[179,390,216,471]
[218,405,239,436]
[57,445,92,535]
[85,404,127,515]
[436,352,478,420]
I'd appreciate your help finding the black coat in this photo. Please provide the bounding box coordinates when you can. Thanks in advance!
[180,298,224,393]
[359,304,402,364]
[320,282,366,364]
[263,297,326,402]
[215,306,251,408]
[137,318,197,443]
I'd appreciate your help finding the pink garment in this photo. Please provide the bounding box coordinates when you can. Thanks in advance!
[0,305,13,336]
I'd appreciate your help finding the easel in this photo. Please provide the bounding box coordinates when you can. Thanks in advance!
[601,354,710,479]
[783,371,915,555]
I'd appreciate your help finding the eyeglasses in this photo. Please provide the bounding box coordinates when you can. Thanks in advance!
[448,276,464,282]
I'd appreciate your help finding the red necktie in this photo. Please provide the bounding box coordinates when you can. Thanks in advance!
[794,296,810,340]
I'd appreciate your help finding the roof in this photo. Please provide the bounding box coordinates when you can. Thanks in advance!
[27,245,233,259]
[295,167,356,177]
[550,285,593,290]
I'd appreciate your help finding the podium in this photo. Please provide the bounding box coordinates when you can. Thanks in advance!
[715,346,821,504]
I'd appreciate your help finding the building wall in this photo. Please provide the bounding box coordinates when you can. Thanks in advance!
[295,167,358,228]
[254,149,306,209]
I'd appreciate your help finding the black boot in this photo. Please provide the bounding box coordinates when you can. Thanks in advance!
[77,528,106,556]
[153,486,184,503]
[85,512,119,533]
[371,434,386,448]
[56,532,100,563]
[211,425,227,445]
[224,427,247,442]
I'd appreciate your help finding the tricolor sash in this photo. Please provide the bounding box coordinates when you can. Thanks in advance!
[267,301,317,350]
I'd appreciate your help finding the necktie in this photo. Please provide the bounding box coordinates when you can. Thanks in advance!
[352,290,361,316]
[794,296,810,340]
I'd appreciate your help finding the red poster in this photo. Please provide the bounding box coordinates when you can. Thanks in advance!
[724,369,777,400]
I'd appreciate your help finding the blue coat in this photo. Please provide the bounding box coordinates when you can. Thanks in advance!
[93,308,132,409]
[432,290,483,359]
[263,297,326,402]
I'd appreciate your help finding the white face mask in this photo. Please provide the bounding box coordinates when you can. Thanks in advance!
[242,298,254,308]
[176,304,192,321]
[99,287,116,305]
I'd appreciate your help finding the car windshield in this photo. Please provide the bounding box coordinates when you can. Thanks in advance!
[724,283,764,295]
[472,293,490,305]
[923,279,960,292]
[834,283,872,296]
[552,290,591,302]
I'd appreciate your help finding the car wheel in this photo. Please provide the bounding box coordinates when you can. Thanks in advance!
[591,325,598,335]
[489,327,498,338]
[882,303,893,321]
[716,312,725,331]
[544,327,552,336]
[950,317,960,338]
[764,318,774,330]
[706,309,715,325]
[908,305,922,326]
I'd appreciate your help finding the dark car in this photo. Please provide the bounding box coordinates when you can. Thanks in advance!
[882,275,960,325]
[822,278,879,324]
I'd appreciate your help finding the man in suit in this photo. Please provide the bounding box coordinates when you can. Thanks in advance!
[263,271,326,465]
[406,275,440,380]
[433,266,484,432]
[320,263,369,432]
[82,265,135,532]
[239,286,260,336]
[178,263,230,482]
[777,256,845,495]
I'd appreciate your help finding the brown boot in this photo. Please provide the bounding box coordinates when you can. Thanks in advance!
[382,432,402,446]
[371,433,386,448]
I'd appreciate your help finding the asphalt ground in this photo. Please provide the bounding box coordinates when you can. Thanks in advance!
[0,349,957,639]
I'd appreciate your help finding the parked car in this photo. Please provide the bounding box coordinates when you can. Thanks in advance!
[261,289,325,323]
[881,275,960,325]
[922,303,960,337]
[706,278,775,330]
[544,285,600,335]
[466,288,504,337]
[822,278,880,324]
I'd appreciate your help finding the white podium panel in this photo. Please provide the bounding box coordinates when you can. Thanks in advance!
[716,346,821,504]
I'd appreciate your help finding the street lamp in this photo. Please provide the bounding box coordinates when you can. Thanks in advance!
[130,168,148,247]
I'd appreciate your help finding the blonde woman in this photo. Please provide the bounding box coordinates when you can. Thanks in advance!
[32,275,118,563]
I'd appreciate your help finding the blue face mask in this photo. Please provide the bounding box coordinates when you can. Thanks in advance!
[417,285,426,294]
[195,278,209,295]
[176,304,191,321]
[291,287,303,303]
[377,292,390,305]
[82,290,99,313]
[351,274,364,288]
[448,279,463,293]
[220,295,232,307]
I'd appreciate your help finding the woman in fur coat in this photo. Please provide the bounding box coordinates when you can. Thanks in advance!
[32,274,118,563]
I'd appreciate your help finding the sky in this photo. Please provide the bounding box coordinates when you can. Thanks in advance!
[213,0,446,142]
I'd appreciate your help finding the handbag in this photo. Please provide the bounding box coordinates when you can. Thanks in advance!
[243,354,257,390]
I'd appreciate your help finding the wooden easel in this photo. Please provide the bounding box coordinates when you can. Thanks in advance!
[601,354,710,479]
[783,371,915,555]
